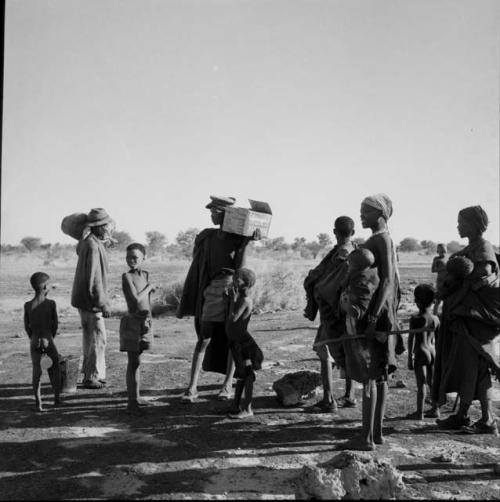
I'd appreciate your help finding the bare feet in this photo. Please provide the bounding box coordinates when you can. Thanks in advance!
[181,390,198,403]
[346,437,375,451]
[218,389,232,401]
[228,409,254,419]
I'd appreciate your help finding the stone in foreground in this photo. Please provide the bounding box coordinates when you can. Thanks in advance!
[272,370,322,406]
[295,451,405,500]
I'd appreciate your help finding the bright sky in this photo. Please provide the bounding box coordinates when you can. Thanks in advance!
[2,0,499,247]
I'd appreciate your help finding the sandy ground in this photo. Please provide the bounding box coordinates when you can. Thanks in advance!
[1,306,500,500]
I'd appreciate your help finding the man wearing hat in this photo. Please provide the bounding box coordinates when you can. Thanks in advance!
[177,196,259,402]
[71,208,115,389]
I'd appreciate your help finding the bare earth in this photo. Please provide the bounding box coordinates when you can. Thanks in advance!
[1,257,499,499]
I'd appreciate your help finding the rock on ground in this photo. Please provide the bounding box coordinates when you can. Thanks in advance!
[295,451,405,500]
[272,370,322,406]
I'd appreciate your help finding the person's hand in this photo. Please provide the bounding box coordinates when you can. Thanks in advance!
[102,307,111,318]
[251,228,262,241]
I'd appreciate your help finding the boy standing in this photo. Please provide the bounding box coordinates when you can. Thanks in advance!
[225,268,263,419]
[306,216,357,413]
[407,284,440,420]
[120,243,156,415]
[71,208,114,389]
[24,272,61,412]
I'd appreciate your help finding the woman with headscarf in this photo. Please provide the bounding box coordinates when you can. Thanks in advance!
[342,193,401,450]
[434,205,500,434]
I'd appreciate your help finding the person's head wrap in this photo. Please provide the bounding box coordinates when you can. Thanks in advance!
[458,206,489,234]
[362,193,393,220]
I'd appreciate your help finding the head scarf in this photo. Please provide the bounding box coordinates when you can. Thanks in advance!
[362,193,393,221]
[459,205,489,234]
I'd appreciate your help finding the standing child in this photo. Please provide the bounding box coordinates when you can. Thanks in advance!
[432,243,448,314]
[225,267,263,419]
[407,284,440,420]
[24,272,61,412]
[120,243,156,415]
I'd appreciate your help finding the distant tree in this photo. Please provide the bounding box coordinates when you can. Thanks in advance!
[21,237,42,253]
[446,240,464,254]
[305,240,322,259]
[352,237,366,247]
[113,230,133,250]
[317,233,332,248]
[175,228,199,258]
[398,237,421,252]
[291,237,307,251]
[420,240,437,254]
[263,236,290,252]
[146,231,167,255]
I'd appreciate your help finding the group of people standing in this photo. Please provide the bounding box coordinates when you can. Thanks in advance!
[23,196,499,446]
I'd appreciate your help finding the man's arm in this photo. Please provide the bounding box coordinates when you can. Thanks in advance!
[87,244,110,315]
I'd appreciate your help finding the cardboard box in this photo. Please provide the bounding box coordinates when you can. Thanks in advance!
[222,199,272,238]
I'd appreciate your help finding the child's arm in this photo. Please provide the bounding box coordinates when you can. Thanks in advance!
[23,304,32,338]
[231,298,252,322]
[51,301,58,338]
[122,273,155,311]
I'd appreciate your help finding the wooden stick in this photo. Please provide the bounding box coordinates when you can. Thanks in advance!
[312,326,431,348]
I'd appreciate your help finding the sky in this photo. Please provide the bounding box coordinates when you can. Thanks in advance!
[2,0,499,247]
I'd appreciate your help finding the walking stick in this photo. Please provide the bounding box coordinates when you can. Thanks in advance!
[312,326,431,348]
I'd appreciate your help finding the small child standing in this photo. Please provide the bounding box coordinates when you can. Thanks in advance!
[407,284,440,420]
[432,243,448,314]
[225,267,263,419]
[120,243,156,415]
[24,272,61,412]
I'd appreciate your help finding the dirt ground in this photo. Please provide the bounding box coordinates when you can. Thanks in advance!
[1,255,500,499]
[1,306,500,500]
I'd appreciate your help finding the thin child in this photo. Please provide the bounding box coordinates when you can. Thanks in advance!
[120,243,157,415]
[24,272,61,412]
[407,284,440,420]
[225,267,263,419]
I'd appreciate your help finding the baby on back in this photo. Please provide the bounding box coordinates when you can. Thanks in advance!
[344,248,380,322]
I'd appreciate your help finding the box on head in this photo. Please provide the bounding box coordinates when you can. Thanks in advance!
[222,199,272,238]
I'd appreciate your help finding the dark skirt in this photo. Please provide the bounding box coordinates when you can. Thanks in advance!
[229,332,264,379]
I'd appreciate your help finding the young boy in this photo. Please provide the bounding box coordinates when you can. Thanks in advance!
[407,284,440,420]
[120,243,156,415]
[24,272,61,412]
[307,216,357,413]
[432,243,447,314]
[225,267,263,419]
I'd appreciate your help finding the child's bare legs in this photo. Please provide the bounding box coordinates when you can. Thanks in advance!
[49,354,61,407]
[424,364,439,417]
[228,379,245,414]
[407,366,425,420]
[373,380,387,444]
[31,352,44,412]
[229,362,254,419]
[219,352,235,398]
[126,351,141,410]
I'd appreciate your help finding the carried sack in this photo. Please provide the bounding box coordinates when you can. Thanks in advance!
[61,213,88,240]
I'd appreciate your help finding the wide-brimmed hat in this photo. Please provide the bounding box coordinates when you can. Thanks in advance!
[205,196,236,210]
[87,208,114,227]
